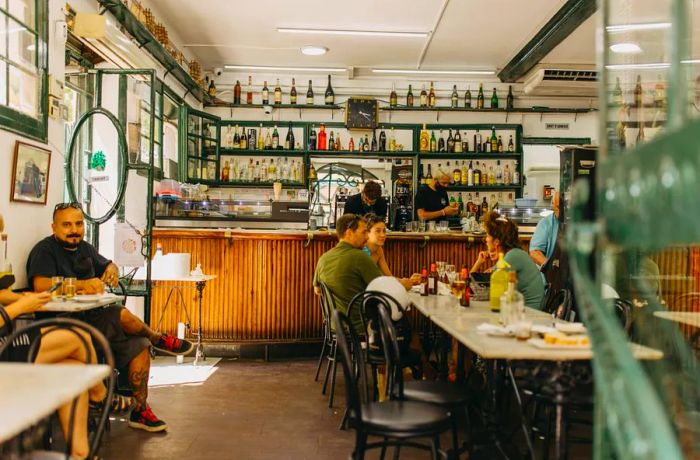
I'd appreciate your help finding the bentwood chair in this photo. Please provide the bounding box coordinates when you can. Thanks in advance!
[373,294,473,459]
[332,310,451,460]
[0,314,116,460]
[317,282,341,408]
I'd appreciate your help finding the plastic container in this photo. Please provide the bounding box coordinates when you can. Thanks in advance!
[159,179,181,198]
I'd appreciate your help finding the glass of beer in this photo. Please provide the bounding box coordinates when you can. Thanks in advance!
[451,279,467,300]
[50,276,63,300]
[63,277,77,299]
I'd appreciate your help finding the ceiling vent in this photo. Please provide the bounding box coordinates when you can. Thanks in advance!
[523,68,598,96]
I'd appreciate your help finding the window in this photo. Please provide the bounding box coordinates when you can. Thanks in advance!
[0,0,47,141]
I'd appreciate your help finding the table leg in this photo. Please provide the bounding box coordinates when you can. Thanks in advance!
[554,363,568,460]
[193,280,206,365]
[471,359,514,460]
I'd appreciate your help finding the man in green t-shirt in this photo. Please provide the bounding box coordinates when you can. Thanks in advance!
[314,213,411,333]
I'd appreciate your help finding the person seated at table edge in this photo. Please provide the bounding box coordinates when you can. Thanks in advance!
[343,181,388,219]
[414,168,460,222]
[26,202,194,433]
[313,213,414,334]
[471,211,545,309]
[1,289,107,460]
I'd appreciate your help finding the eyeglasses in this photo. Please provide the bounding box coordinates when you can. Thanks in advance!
[54,202,83,212]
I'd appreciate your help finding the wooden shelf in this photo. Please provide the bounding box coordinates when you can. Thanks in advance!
[308,152,417,159]
[418,153,521,160]
[205,101,341,110]
[446,185,521,192]
[219,149,306,156]
[381,106,595,114]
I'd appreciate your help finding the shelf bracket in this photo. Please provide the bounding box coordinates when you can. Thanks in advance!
[418,235,430,249]
[540,112,543,123]
[304,232,314,248]
[163,65,175,79]
[574,112,579,122]
[183,87,193,100]
[505,112,510,123]
[298,108,302,120]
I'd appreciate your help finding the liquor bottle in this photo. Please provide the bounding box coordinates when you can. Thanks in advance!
[309,124,317,150]
[390,83,398,107]
[503,163,511,185]
[389,127,397,152]
[273,79,282,105]
[453,163,461,184]
[419,123,430,152]
[477,84,485,109]
[325,75,335,105]
[457,192,464,215]
[512,160,520,185]
[481,195,489,216]
[481,162,488,185]
[612,77,623,106]
[246,75,253,104]
[334,134,341,151]
[418,164,425,185]
[428,263,438,295]
[262,80,269,105]
[508,135,515,152]
[379,130,387,151]
[438,130,445,152]
[272,125,279,149]
[464,86,472,108]
[233,80,241,104]
[634,75,642,108]
[475,130,482,152]
[328,131,335,151]
[240,128,248,149]
[257,124,264,150]
[420,84,428,107]
[318,123,327,150]
[233,126,240,149]
[490,88,498,109]
[654,75,665,108]
[449,195,457,208]
[407,84,414,107]
[349,137,355,152]
[451,85,459,108]
[290,78,297,104]
[467,161,474,186]
[285,122,294,150]
[306,80,314,105]
[484,140,490,153]
[428,82,436,107]
[490,126,498,152]
[371,130,378,151]
[459,268,470,306]
[421,267,429,296]
[497,136,503,153]
[430,131,437,152]
[221,160,230,181]
[488,165,495,185]
[506,85,514,110]
[208,78,217,98]
[363,134,370,152]
[426,164,433,185]
[308,163,317,181]
[473,162,481,186]
[461,161,468,186]
[454,130,462,153]
[495,160,503,185]
[446,129,455,153]
[264,129,272,150]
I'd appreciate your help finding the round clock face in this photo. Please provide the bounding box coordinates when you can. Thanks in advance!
[346,98,377,130]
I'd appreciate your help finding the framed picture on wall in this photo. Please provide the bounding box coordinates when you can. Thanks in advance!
[10,141,51,205]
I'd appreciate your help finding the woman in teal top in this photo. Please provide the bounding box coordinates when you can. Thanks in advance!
[470,211,545,308]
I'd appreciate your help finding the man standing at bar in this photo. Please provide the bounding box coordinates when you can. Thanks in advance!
[342,181,387,219]
[529,192,560,272]
[26,202,194,433]
[414,168,459,221]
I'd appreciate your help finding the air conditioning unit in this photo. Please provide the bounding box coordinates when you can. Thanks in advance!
[523,67,598,97]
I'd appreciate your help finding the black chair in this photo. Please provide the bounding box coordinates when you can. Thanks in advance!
[372,293,473,459]
[332,309,451,460]
[316,282,341,408]
[541,288,573,321]
[0,315,116,460]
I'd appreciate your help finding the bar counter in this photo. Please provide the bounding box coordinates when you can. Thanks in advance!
[150,228,523,343]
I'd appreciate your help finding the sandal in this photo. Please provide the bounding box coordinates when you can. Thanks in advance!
[110,394,132,413]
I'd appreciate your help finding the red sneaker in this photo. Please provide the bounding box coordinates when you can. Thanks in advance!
[128,405,167,432]
[153,334,194,356]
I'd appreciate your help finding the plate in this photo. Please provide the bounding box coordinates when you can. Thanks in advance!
[527,338,591,350]
[73,295,104,303]
[555,322,587,334]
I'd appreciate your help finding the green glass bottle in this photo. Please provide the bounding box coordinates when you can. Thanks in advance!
[477,84,484,109]
[465,86,472,108]
[430,131,437,152]
[490,88,498,109]
[490,126,498,152]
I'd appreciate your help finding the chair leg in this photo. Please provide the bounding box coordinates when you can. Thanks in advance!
[431,436,441,460]
[392,444,401,460]
[379,437,388,460]
[338,407,349,431]
[322,342,334,395]
[314,338,328,382]
[450,412,460,458]
[354,431,367,460]
[328,346,339,408]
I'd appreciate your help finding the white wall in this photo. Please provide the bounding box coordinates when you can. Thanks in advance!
[0,0,66,289]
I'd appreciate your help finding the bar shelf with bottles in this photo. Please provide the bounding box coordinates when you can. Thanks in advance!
[205,75,341,108]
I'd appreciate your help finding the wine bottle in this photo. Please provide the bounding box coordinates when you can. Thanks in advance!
[508,135,515,152]
[490,126,498,152]
[208,78,217,98]
[446,129,455,153]
[407,84,414,107]
[477,83,484,109]
[497,136,503,153]
[290,78,297,104]
[262,80,269,105]
[390,83,397,107]
[634,75,642,107]
[430,131,437,152]
[325,75,334,105]
[420,84,428,107]
[428,81,436,107]
[233,126,240,149]
[438,130,445,152]
[306,80,314,105]
[506,85,514,110]
[285,122,294,150]
[272,125,279,149]
[490,88,498,109]
[465,86,472,108]
[328,131,335,151]
[234,80,241,104]
[371,130,378,151]
[246,75,253,104]
[454,130,462,153]
[309,124,317,150]
[274,79,282,104]
[451,85,459,108]
[613,77,623,106]
[379,130,387,151]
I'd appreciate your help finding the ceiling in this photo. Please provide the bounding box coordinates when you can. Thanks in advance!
[147,0,597,79]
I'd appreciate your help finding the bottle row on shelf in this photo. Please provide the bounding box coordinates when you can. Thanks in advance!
[220,157,305,184]
[445,190,516,217]
[227,75,336,105]
[220,122,298,150]
[419,125,515,154]
[420,159,520,187]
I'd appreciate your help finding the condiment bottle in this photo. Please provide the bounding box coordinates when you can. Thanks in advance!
[489,253,510,312]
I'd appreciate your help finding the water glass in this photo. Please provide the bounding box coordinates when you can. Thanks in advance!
[427,221,436,232]
[50,276,63,299]
[64,277,77,299]
[439,220,449,232]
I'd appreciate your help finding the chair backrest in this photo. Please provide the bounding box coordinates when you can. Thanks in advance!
[332,310,371,426]
[0,316,116,460]
[318,281,335,339]
[0,304,12,337]
[542,288,573,321]
[374,297,405,400]
[613,299,633,335]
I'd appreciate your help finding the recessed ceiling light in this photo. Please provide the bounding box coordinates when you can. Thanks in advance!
[610,43,642,54]
[372,68,495,75]
[278,27,428,38]
[225,65,345,73]
[606,22,671,33]
[301,46,328,56]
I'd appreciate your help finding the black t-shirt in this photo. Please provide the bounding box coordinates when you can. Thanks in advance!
[414,184,449,219]
[343,193,388,218]
[26,236,111,286]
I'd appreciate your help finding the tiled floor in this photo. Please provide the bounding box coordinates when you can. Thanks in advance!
[99,359,591,459]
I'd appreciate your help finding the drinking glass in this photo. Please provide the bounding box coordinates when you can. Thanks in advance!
[436,261,446,280]
[427,221,436,232]
[63,277,77,299]
[439,220,449,232]
[418,220,426,232]
[50,276,63,300]
[451,279,466,300]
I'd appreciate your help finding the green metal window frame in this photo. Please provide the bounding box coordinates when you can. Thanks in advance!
[0,0,48,142]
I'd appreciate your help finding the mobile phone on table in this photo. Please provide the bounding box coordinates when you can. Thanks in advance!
[47,282,63,293]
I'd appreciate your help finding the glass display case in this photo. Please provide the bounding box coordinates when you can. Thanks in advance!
[496,206,551,234]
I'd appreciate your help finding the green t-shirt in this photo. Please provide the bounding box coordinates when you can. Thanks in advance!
[504,248,545,309]
[314,241,383,332]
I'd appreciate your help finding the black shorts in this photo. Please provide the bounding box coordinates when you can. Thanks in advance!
[75,305,150,369]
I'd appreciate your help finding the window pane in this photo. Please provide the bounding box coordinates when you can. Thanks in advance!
[0,16,7,58]
[8,0,35,29]
[8,64,37,116]
[0,61,6,106]
[8,18,35,69]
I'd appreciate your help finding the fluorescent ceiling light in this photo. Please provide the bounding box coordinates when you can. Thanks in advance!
[224,65,345,72]
[610,43,642,54]
[681,59,700,64]
[277,27,428,38]
[606,62,670,70]
[372,68,494,75]
[606,22,671,33]
[301,45,328,56]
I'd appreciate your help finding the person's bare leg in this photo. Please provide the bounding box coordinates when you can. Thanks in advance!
[128,348,151,409]
[119,308,161,345]
[53,358,90,460]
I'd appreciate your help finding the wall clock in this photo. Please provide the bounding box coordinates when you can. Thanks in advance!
[345,97,378,130]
